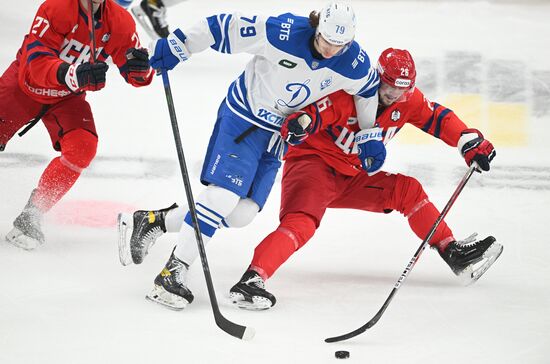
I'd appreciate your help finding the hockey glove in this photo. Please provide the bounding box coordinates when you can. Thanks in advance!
[355,127,386,175]
[458,128,496,172]
[150,28,190,71]
[280,112,313,146]
[125,47,152,83]
[58,61,109,92]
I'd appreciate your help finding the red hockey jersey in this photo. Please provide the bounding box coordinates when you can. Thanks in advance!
[15,0,152,104]
[285,88,468,176]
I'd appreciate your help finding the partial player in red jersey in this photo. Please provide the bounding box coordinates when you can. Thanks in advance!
[228,48,503,310]
[0,0,153,250]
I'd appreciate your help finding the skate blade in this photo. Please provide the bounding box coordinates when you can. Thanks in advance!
[117,213,134,266]
[131,5,160,41]
[229,292,273,311]
[5,228,41,251]
[146,285,189,311]
[458,242,504,286]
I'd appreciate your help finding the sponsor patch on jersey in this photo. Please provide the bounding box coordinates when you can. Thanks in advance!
[320,77,332,90]
[278,59,297,69]
[102,33,110,43]
[391,110,401,122]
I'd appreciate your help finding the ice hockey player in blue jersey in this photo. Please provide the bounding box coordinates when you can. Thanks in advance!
[117,2,382,310]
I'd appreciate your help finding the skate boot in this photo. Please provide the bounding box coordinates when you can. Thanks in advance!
[230,269,276,310]
[6,190,45,250]
[117,203,177,266]
[146,248,194,310]
[438,233,503,285]
[131,0,169,39]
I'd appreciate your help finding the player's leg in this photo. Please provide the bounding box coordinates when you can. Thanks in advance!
[230,155,336,310]
[146,104,277,309]
[5,89,97,249]
[334,172,502,283]
[389,174,502,283]
[0,61,43,151]
[130,0,171,39]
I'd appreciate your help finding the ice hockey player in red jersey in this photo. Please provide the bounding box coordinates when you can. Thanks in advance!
[0,0,153,250]
[228,48,503,310]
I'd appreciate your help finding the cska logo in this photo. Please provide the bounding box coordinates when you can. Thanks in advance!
[391,110,401,122]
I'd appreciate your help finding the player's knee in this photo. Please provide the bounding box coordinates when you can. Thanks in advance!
[198,184,241,217]
[394,175,428,216]
[224,198,259,228]
[278,212,317,250]
[60,129,98,171]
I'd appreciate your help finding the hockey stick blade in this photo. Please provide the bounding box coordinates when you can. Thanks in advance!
[216,313,255,341]
[325,164,477,343]
[325,288,394,343]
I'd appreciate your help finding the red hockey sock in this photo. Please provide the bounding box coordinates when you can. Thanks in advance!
[407,200,454,252]
[250,213,316,279]
[32,129,97,212]
[392,175,454,252]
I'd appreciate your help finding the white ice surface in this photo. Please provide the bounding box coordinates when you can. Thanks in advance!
[1,1,550,364]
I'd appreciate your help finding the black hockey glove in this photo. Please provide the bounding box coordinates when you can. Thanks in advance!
[58,61,109,92]
[280,112,313,146]
[125,47,152,83]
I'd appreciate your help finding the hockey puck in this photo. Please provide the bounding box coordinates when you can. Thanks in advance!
[335,350,350,359]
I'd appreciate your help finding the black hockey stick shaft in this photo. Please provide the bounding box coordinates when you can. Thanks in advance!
[87,0,97,62]
[160,70,254,341]
[325,164,477,343]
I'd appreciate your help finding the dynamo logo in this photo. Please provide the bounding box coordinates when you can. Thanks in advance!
[276,80,311,109]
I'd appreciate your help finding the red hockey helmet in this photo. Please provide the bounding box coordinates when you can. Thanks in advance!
[377,48,416,102]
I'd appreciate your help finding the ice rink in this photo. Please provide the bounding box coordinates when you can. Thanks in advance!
[1,1,549,363]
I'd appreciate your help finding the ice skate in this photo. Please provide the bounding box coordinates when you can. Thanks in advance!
[438,234,503,285]
[131,0,169,39]
[6,190,44,250]
[117,203,177,266]
[146,248,194,310]
[230,270,276,310]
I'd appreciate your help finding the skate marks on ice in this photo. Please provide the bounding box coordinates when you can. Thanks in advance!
[0,153,176,179]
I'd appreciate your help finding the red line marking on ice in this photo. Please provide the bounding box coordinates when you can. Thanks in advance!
[49,200,138,228]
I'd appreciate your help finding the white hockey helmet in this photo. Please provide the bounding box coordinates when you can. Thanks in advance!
[317,2,356,46]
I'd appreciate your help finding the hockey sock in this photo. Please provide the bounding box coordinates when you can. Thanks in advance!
[392,175,454,252]
[407,200,454,252]
[164,205,187,232]
[32,129,97,212]
[174,185,240,264]
[250,213,316,280]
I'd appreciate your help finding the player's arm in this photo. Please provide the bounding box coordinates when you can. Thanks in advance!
[149,13,267,70]
[108,13,153,87]
[411,90,496,171]
[23,1,109,93]
[21,2,68,89]
[280,91,354,145]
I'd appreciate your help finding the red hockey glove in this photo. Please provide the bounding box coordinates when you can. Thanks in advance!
[125,47,152,83]
[458,128,496,172]
[280,111,313,146]
[58,61,109,92]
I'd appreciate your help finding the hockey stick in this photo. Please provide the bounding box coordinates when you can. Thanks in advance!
[160,70,255,341]
[325,163,477,343]
[87,0,97,62]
